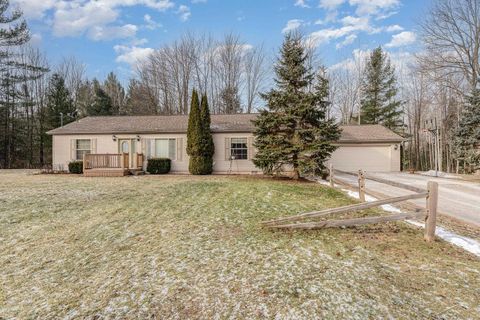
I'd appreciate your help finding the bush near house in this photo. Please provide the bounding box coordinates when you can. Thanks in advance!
[68,161,83,174]
[147,158,171,174]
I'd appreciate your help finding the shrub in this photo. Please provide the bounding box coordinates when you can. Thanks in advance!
[189,156,213,175]
[68,161,83,174]
[147,158,171,174]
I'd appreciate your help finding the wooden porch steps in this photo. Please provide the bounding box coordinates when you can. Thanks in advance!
[83,168,129,177]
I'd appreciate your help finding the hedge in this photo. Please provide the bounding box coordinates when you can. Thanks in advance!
[147,158,171,174]
[68,161,83,174]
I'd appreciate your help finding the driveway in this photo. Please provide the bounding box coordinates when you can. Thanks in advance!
[334,172,480,227]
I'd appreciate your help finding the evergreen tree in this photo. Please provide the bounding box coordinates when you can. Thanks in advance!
[455,87,480,172]
[219,85,241,114]
[360,47,402,130]
[199,93,214,173]
[86,79,114,116]
[44,74,75,156]
[253,33,341,179]
[187,90,215,174]
[187,89,201,156]
[0,0,48,168]
[103,72,126,114]
[46,74,75,129]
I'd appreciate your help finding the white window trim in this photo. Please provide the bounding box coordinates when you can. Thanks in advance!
[149,138,177,160]
[229,137,249,161]
[75,139,91,161]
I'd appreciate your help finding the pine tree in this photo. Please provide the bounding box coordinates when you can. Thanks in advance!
[455,87,480,172]
[44,74,75,156]
[0,0,48,168]
[253,33,341,179]
[219,85,241,114]
[360,47,402,130]
[103,72,126,114]
[46,74,75,129]
[86,79,114,116]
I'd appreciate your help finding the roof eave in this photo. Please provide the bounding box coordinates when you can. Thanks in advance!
[337,139,405,144]
[48,129,255,135]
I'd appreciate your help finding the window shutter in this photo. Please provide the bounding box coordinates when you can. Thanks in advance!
[141,138,146,154]
[70,139,76,160]
[247,137,254,160]
[91,139,97,154]
[145,139,155,159]
[168,139,176,160]
[225,137,231,161]
[177,138,183,161]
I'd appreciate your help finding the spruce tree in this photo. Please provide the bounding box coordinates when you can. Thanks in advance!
[253,33,341,179]
[360,47,402,130]
[86,79,115,116]
[46,74,75,129]
[455,87,480,172]
[103,72,126,114]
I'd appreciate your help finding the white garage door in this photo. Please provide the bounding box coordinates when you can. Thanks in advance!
[330,146,392,172]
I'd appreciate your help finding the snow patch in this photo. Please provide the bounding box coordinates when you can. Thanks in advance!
[317,179,480,257]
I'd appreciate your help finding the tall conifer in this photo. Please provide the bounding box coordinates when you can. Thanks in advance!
[455,87,480,172]
[187,90,214,174]
[253,33,341,179]
[360,47,402,130]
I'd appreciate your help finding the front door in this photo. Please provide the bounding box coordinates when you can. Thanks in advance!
[119,139,135,169]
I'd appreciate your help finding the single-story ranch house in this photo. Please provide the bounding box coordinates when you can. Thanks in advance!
[47,114,404,174]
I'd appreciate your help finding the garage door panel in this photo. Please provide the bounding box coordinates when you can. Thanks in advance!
[330,146,391,172]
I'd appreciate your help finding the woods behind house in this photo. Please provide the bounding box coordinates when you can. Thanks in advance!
[0,0,479,174]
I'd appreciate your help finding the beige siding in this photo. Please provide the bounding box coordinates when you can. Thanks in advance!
[328,144,400,172]
[52,134,190,172]
[212,133,259,174]
[53,133,401,173]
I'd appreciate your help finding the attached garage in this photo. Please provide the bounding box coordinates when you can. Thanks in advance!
[329,125,403,172]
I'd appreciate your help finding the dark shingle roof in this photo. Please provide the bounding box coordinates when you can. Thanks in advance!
[47,114,404,143]
[47,114,258,135]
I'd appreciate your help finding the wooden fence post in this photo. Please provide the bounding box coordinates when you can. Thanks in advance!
[329,164,334,187]
[358,170,366,202]
[424,181,438,242]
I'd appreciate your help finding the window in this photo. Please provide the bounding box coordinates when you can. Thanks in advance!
[76,139,91,160]
[155,139,176,160]
[230,138,248,160]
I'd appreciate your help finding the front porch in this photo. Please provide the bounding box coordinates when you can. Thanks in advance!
[83,153,144,177]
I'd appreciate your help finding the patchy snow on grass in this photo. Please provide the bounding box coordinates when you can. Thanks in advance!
[407,220,480,257]
[318,179,480,257]
[2,173,480,319]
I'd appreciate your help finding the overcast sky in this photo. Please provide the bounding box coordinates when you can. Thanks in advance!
[12,0,428,82]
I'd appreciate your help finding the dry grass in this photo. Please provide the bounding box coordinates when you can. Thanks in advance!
[0,171,479,319]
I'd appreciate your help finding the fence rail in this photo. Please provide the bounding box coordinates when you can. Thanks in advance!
[265,165,439,242]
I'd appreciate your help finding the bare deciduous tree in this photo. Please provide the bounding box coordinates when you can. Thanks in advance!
[419,0,480,90]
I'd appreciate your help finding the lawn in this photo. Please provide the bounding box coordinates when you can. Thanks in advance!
[1,171,479,319]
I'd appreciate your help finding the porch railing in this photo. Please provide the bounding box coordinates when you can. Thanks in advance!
[83,153,129,170]
[135,153,144,169]
[83,153,144,171]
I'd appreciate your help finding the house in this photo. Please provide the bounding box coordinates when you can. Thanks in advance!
[47,114,404,174]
